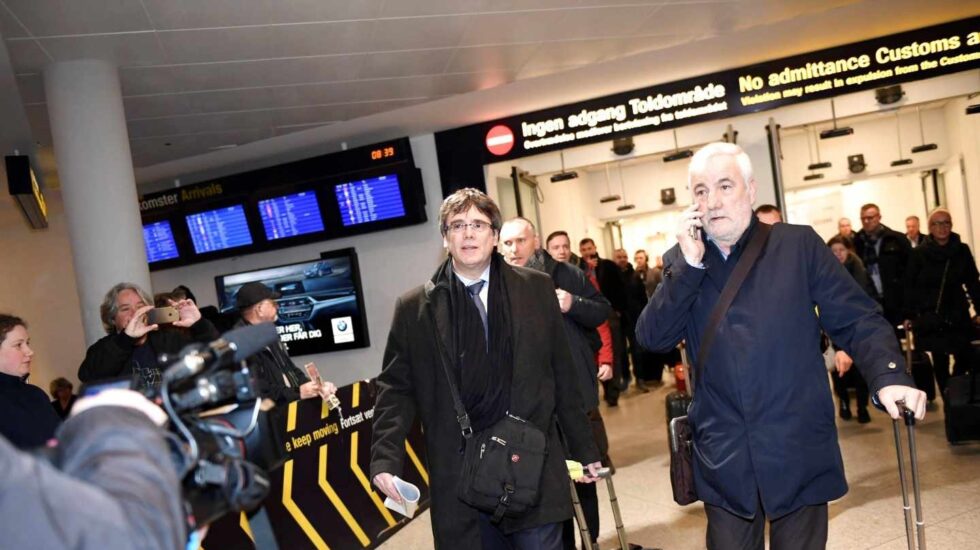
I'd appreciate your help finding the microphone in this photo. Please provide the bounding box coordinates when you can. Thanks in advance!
[163,323,279,383]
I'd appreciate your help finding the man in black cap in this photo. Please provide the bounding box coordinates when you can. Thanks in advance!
[233,281,335,405]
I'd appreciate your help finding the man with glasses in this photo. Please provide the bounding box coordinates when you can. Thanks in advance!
[853,203,911,325]
[79,282,219,388]
[371,189,600,550]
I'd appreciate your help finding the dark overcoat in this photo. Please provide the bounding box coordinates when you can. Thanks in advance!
[637,222,913,519]
[370,261,599,548]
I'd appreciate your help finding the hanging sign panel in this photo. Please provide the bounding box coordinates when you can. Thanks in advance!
[435,16,980,195]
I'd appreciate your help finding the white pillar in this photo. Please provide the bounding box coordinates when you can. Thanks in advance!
[43,59,151,344]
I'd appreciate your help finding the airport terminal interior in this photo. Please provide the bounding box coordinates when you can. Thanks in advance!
[1,1,980,549]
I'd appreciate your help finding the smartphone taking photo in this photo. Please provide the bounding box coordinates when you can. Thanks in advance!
[146,306,178,325]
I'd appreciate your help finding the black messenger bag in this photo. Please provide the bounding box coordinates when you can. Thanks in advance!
[457,412,548,523]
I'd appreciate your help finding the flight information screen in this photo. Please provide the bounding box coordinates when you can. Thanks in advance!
[185,205,253,254]
[258,191,325,240]
[335,174,406,227]
[143,220,179,263]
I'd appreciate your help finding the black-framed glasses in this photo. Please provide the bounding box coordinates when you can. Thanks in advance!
[446,220,492,234]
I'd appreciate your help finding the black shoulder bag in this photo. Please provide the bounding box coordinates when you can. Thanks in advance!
[433,333,548,524]
[669,223,772,505]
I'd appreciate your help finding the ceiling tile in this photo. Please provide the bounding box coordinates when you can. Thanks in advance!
[128,110,279,138]
[141,0,383,30]
[130,128,272,166]
[34,33,168,67]
[516,62,590,80]
[461,6,659,47]
[123,93,191,119]
[14,73,44,103]
[357,49,455,79]
[445,43,540,73]
[273,122,336,136]
[378,0,589,18]
[164,56,364,92]
[457,10,562,47]
[120,65,181,95]
[0,3,30,38]
[368,15,471,51]
[155,21,375,64]
[0,0,151,36]
[4,38,52,72]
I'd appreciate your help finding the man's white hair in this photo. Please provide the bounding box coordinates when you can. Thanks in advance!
[687,142,754,187]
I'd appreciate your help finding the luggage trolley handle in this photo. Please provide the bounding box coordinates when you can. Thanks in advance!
[893,400,926,550]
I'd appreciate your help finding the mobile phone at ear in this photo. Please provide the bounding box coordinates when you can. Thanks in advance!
[146,306,178,325]
[689,225,700,241]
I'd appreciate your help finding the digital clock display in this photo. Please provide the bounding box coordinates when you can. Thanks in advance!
[370,146,396,161]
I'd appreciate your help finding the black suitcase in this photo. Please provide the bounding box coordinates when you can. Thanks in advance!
[944,370,980,443]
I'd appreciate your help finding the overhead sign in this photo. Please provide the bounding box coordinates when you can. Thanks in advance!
[435,16,980,196]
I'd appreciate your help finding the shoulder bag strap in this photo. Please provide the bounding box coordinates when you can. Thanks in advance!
[427,306,474,439]
[695,223,773,378]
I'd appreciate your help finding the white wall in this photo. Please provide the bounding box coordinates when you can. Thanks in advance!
[944,96,980,250]
[786,173,928,242]
[0,191,86,393]
[149,135,446,386]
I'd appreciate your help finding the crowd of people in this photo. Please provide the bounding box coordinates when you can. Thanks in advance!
[2,140,971,550]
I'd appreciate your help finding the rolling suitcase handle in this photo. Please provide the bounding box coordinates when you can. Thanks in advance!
[892,401,925,550]
[568,478,599,550]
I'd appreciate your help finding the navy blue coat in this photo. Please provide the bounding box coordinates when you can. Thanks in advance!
[637,222,913,519]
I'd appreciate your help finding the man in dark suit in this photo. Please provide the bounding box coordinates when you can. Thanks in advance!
[577,238,630,397]
[853,203,912,325]
[636,143,926,550]
[370,189,600,550]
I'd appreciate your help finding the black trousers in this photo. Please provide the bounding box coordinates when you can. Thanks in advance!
[705,500,828,550]
[479,514,563,550]
[831,368,869,410]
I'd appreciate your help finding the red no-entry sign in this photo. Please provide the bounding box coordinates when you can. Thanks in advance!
[485,125,515,156]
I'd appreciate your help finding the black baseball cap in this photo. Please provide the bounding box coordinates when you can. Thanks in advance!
[235,282,281,309]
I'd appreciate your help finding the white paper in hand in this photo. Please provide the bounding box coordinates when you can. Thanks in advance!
[383,476,420,518]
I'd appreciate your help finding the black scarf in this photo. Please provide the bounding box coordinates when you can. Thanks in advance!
[857,224,887,269]
[435,253,514,433]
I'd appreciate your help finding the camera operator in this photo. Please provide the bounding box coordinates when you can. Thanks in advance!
[0,389,186,549]
[79,282,219,389]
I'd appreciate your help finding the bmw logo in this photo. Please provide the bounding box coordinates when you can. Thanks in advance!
[337,320,348,332]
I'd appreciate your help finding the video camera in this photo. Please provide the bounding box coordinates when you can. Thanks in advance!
[81,323,287,529]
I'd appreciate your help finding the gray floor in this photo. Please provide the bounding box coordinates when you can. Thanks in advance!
[380,372,980,549]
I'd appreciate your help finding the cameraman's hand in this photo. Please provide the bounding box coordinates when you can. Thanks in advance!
[70,389,168,426]
[124,305,159,339]
[373,472,402,504]
[299,381,322,400]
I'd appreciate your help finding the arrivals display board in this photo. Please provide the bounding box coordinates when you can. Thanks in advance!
[435,16,980,196]
[139,138,427,270]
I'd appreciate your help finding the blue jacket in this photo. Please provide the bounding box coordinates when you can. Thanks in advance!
[637,221,912,519]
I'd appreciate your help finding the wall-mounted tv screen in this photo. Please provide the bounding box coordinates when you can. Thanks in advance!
[214,248,369,356]
[334,174,406,227]
[143,220,179,263]
[186,204,253,254]
[258,191,325,241]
